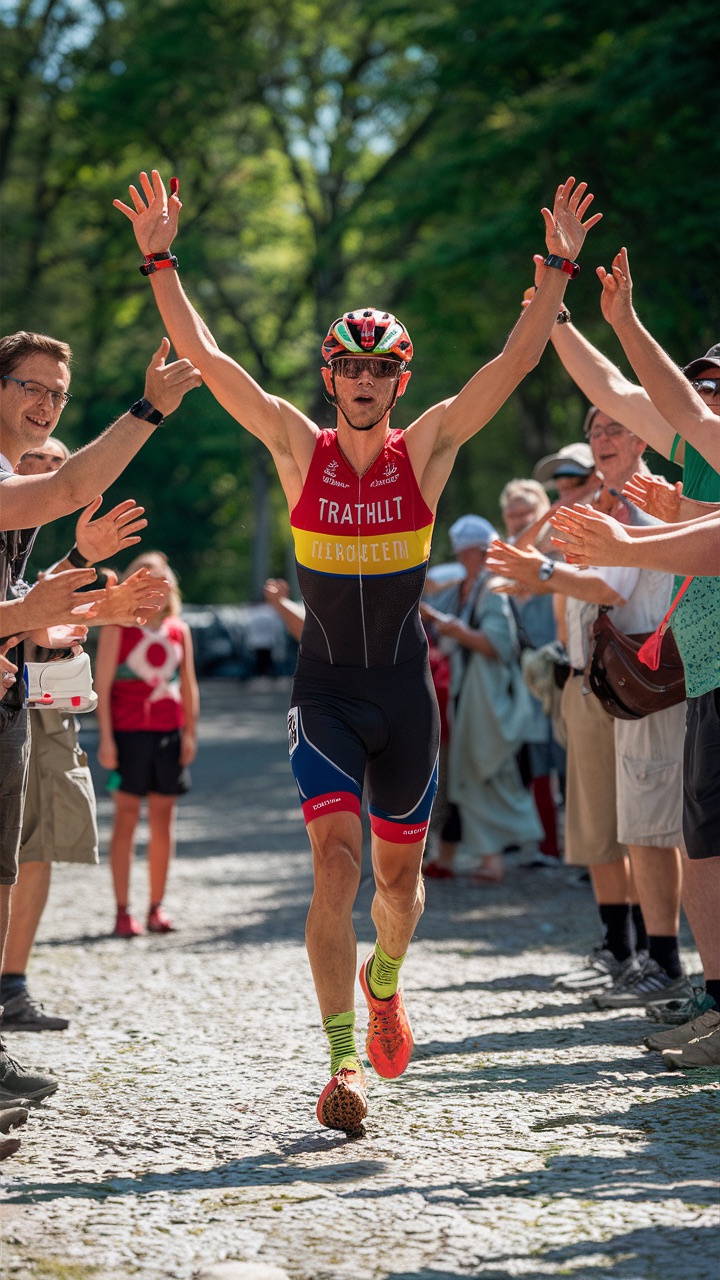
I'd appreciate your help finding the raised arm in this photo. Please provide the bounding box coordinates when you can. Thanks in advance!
[486,538,631,607]
[114,170,318,503]
[0,341,201,530]
[407,177,602,506]
[597,247,720,473]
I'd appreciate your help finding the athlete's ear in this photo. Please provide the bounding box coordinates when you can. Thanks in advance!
[320,366,334,397]
[396,370,412,398]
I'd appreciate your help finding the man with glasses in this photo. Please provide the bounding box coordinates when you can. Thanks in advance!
[538,247,720,1067]
[0,329,201,1116]
[115,168,602,1131]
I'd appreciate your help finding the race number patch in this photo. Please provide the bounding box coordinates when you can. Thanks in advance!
[287,707,299,755]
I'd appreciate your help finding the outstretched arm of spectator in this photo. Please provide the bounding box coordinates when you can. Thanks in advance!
[49,498,148,573]
[551,504,720,575]
[487,539,629,606]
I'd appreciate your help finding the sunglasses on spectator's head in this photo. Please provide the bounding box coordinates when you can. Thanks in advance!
[330,357,404,380]
[689,377,720,398]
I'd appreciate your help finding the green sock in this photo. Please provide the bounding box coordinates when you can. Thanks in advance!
[323,1011,360,1075]
[367,941,405,1000]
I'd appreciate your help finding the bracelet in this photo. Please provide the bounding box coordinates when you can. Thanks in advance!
[139,252,178,277]
[67,544,92,569]
[543,254,580,279]
[129,397,164,426]
[556,308,571,325]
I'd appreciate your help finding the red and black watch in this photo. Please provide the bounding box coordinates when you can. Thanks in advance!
[139,251,178,277]
[543,254,580,279]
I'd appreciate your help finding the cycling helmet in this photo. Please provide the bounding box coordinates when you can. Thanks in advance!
[322,309,413,365]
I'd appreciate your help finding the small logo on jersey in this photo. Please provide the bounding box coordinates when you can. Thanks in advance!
[288,707,299,755]
[370,459,399,487]
[323,460,349,488]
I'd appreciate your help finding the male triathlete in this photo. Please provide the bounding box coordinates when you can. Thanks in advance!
[115,170,601,1131]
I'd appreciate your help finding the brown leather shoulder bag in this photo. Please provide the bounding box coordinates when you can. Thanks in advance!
[586,606,686,720]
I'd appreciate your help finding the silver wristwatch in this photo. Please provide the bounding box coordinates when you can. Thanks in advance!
[538,559,556,582]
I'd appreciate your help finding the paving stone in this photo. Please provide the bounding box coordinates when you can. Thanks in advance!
[1,680,717,1280]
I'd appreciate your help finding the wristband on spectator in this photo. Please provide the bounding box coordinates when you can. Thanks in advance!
[67,544,93,569]
[139,252,178,277]
[543,254,580,279]
[129,397,165,426]
[556,308,571,325]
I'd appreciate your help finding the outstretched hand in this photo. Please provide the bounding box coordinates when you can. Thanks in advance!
[143,338,202,417]
[622,472,683,523]
[597,246,634,329]
[541,177,602,262]
[550,504,632,567]
[486,539,545,590]
[75,497,148,563]
[113,169,181,256]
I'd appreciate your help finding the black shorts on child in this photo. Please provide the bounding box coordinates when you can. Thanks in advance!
[114,729,190,798]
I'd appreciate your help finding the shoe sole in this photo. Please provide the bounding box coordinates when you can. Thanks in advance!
[316,1075,367,1132]
[0,1022,69,1033]
[0,1080,58,1104]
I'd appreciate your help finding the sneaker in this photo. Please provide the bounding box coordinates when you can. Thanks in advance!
[316,1066,368,1132]
[0,1106,28,1134]
[1,988,69,1032]
[422,861,455,880]
[553,946,625,992]
[661,1025,720,1070]
[645,988,716,1026]
[593,957,692,1009]
[0,1040,58,1103]
[359,953,414,1079]
[147,905,175,933]
[114,908,143,938]
[0,1135,22,1161]
[645,1008,720,1052]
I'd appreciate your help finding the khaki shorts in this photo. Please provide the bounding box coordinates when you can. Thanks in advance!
[615,702,685,847]
[20,710,98,865]
[0,708,30,885]
[561,673,627,866]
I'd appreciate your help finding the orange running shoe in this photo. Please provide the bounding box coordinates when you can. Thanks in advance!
[316,1066,368,1132]
[359,953,414,1078]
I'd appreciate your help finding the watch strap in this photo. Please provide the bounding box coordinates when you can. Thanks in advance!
[67,544,92,569]
[129,397,164,425]
[544,254,580,279]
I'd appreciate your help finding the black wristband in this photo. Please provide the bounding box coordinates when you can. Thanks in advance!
[129,397,164,426]
[139,252,178,276]
[67,544,92,568]
[543,254,580,279]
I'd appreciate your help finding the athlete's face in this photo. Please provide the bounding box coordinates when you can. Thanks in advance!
[322,358,411,431]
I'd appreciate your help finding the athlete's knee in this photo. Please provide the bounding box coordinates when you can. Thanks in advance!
[310,831,362,895]
[374,860,425,917]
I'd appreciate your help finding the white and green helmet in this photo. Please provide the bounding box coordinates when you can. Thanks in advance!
[322,308,413,364]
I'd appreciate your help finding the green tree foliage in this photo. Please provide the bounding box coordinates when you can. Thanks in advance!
[2,0,717,593]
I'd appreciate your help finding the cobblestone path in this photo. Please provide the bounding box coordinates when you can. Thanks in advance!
[1,682,717,1280]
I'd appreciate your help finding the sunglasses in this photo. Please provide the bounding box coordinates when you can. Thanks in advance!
[689,378,720,399]
[330,357,403,380]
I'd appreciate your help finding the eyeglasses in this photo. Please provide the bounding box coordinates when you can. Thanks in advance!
[2,376,71,410]
[587,422,627,441]
[690,378,720,399]
[330,357,403,380]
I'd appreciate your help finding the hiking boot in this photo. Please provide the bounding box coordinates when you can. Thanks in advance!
[316,1066,368,1132]
[147,904,175,933]
[1,988,69,1032]
[661,1024,720,1070]
[0,1135,22,1161]
[359,953,414,1079]
[553,946,625,992]
[593,957,691,1009]
[114,908,143,938]
[645,1008,720,1052]
[645,987,716,1026]
[0,1039,58,1103]
[0,1106,28,1134]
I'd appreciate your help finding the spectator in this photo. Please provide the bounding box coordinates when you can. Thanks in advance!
[422,514,542,884]
[95,553,199,937]
[1,443,156,1032]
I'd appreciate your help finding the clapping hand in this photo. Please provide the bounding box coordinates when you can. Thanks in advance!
[597,246,634,329]
[550,504,632,567]
[114,169,181,257]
